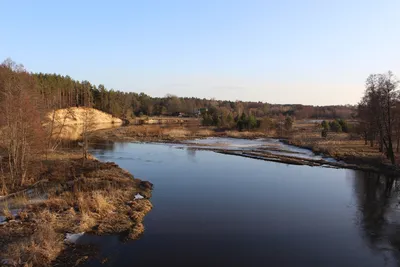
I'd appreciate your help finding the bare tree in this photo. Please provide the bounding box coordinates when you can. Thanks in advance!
[45,107,76,153]
[0,60,44,190]
[359,72,399,164]
[81,108,96,163]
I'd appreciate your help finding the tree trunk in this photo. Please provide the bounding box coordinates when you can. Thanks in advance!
[364,130,368,145]
[387,138,395,164]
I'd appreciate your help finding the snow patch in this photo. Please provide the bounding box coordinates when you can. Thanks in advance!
[134,193,144,200]
[65,232,85,243]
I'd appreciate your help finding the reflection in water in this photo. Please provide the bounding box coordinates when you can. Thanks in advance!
[89,141,116,151]
[353,172,400,263]
[184,137,325,160]
[186,148,197,162]
[84,141,400,267]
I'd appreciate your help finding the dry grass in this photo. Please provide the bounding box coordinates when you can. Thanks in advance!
[163,128,190,138]
[12,193,29,206]
[288,121,389,164]
[2,205,13,220]
[129,211,145,222]
[79,211,97,232]
[129,199,153,213]
[195,129,214,137]
[45,197,69,212]
[128,222,144,239]
[77,193,91,214]
[6,209,62,266]
[18,210,29,221]
[92,191,115,215]
[91,123,277,142]
[1,151,153,266]
[37,209,57,223]
[225,130,270,139]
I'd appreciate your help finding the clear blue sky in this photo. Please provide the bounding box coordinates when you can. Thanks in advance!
[1,0,399,105]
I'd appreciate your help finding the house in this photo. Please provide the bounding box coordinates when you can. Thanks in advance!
[196,108,208,116]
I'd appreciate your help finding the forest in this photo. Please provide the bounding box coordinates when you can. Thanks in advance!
[0,58,353,122]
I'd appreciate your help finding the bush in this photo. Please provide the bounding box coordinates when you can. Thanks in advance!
[321,120,329,131]
[248,115,257,129]
[237,119,244,131]
[337,119,349,133]
[329,120,342,132]
[284,116,293,131]
[201,113,213,126]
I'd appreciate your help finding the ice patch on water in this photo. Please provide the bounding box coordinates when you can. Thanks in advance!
[65,232,85,243]
[134,193,144,200]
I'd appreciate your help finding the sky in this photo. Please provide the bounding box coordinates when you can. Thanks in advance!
[1,0,399,105]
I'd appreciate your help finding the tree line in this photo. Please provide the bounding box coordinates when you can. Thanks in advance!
[33,72,355,121]
[0,58,352,121]
[357,71,400,164]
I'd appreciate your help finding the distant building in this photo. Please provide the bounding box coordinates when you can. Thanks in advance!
[196,108,208,116]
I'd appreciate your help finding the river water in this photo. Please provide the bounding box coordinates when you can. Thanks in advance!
[80,139,400,267]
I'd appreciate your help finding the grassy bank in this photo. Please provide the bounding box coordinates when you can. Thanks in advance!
[89,121,400,174]
[90,124,274,142]
[0,150,153,266]
[285,123,400,173]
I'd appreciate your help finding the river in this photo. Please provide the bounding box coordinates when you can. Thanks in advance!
[77,138,400,267]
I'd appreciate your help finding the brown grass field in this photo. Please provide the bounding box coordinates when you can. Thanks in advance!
[0,151,153,266]
[289,121,392,165]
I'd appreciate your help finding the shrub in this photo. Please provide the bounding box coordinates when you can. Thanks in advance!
[321,120,329,131]
[337,119,349,133]
[248,115,257,129]
[329,120,342,132]
[284,116,293,132]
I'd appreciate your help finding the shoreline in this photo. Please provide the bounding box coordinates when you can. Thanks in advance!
[0,150,153,266]
[89,125,399,176]
[280,139,400,176]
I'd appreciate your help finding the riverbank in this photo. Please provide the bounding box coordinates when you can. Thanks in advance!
[0,150,153,266]
[90,124,272,142]
[285,131,400,174]
[89,124,400,175]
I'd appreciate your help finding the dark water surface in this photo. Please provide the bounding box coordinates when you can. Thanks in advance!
[84,141,400,267]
